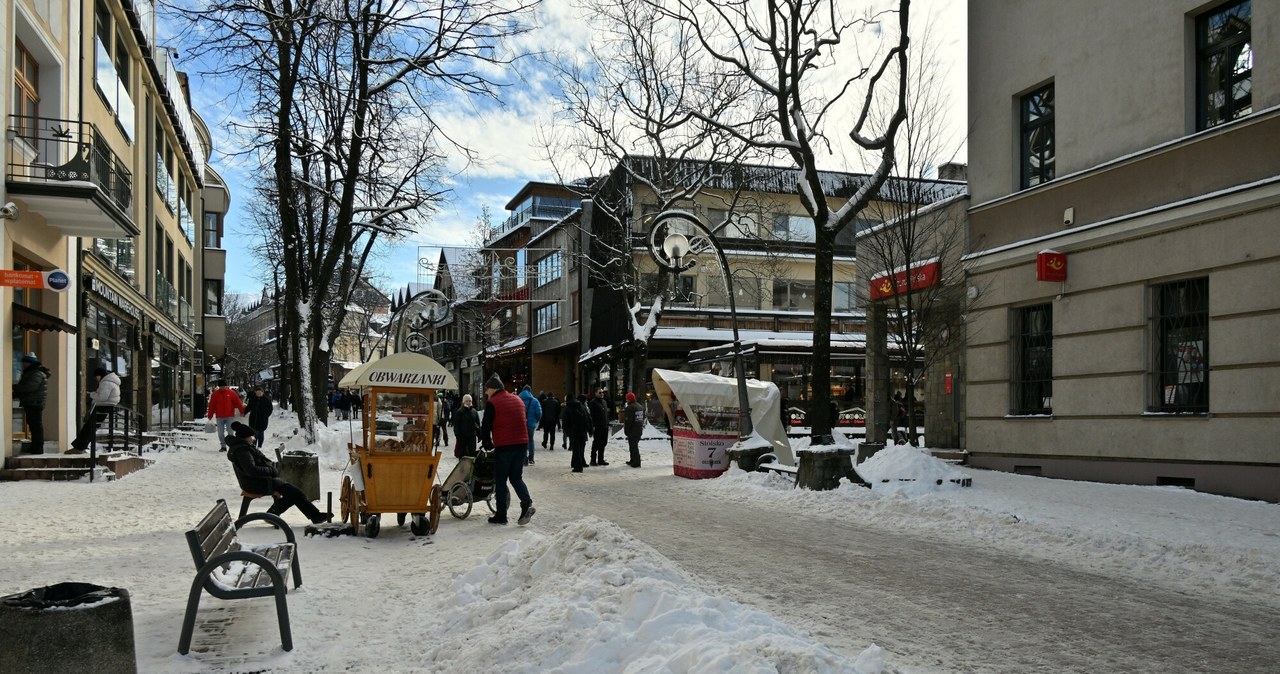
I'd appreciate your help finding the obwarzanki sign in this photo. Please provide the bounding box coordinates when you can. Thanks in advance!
[368,371,450,387]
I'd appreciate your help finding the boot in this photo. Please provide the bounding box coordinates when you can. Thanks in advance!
[518,505,536,525]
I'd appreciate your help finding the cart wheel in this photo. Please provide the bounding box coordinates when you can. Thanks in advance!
[485,492,496,514]
[409,513,429,536]
[340,475,354,523]
[428,485,442,535]
[366,513,381,538]
[447,482,473,520]
[397,512,407,527]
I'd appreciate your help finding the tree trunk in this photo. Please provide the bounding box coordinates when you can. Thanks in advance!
[809,226,836,439]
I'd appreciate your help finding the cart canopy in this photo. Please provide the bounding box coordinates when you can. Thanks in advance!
[651,368,792,464]
[338,352,458,390]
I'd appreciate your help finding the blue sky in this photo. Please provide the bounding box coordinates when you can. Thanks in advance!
[184,0,967,297]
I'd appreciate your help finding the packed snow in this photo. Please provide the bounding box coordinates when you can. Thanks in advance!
[1,410,1277,673]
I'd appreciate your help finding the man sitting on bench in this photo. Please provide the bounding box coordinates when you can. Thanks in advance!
[226,421,331,524]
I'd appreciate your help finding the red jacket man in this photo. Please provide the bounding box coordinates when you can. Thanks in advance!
[207,383,246,451]
[479,373,535,526]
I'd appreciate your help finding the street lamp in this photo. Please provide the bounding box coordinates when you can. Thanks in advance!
[647,210,754,442]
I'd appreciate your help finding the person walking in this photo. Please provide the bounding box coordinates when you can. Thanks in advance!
[244,386,273,451]
[70,366,122,452]
[518,385,542,466]
[439,393,452,447]
[540,392,561,451]
[480,374,535,525]
[588,387,610,466]
[561,391,572,449]
[13,353,50,455]
[226,421,331,524]
[623,392,645,468]
[451,394,481,458]
[206,380,245,452]
[563,393,591,472]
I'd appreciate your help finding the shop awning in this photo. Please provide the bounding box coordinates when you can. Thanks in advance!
[12,303,78,334]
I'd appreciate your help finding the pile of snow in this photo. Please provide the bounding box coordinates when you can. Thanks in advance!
[421,517,890,673]
[853,445,971,497]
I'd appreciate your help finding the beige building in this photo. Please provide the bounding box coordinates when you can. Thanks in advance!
[4,0,229,458]
[965,0,1278,500]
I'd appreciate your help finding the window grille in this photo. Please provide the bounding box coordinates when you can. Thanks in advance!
[1013,303,1053,414]
[1153,278,1209,413]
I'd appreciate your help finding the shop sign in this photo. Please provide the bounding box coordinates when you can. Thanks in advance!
[870,259,941,300]
[0,269,70,292]
[153,321,184,347]
[1036,250,1067,282]
[90,276,141,319]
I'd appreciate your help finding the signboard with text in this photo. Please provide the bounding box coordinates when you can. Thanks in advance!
[1036,251,1068,282]
[870,260,942,301]
[0,269,69,292]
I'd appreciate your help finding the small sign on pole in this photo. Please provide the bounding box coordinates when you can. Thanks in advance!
[1036,251,1067,282]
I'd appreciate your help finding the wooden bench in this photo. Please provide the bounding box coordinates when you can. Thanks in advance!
[239,490,281,519]
[754,454,800,487]
[178,499,302,655]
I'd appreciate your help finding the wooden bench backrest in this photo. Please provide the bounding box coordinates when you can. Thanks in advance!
[185,499,241,568]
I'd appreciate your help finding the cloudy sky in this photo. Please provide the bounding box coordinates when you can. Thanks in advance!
[181,0,967,296]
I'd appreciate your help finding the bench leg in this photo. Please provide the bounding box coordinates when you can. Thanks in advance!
[273,585,293,651]
[239,496,253,520]
[177,577,206,655]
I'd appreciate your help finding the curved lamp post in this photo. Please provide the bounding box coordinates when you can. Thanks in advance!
[647,210,753,442]
[392,288,452,357]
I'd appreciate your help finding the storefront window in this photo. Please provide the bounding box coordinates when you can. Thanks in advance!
[151,342,179,426]
[84,303,135,414]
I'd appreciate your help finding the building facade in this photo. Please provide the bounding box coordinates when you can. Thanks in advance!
[965,0,1278,500]
[4,0,228,455]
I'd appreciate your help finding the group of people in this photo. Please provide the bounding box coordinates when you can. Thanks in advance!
[14,353,122,455]
[207,381,274,452]
[326,388,363,420]
[519,387,648,471]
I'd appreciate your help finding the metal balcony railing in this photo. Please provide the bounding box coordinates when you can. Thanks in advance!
[6,115,133,216]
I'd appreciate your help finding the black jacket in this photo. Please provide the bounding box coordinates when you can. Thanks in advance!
[14,364,50,408]
[245,393,273,431]
[624,401,645,440]
[227,437,279,495]
[562,399,591,440]
[588,396,610,432]
[451,405,480,438]
[540,396,561,429]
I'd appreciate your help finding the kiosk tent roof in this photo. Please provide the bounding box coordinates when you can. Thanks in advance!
[338,352,458,390]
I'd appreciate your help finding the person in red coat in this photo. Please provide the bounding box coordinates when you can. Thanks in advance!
[480,373,535,526]
[207,381,246,451]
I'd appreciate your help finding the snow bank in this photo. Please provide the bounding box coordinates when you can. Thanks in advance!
[854,445,971,497]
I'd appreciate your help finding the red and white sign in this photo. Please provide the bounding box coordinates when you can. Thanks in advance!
[0,269,70,292]
[1036,250,1067,282]
[870,259,941,300]
[671,428,733,479]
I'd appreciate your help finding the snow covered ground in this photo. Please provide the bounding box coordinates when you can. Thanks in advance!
[0,410,1276,673]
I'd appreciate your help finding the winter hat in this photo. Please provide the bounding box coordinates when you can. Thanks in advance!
[230,421,254,438]
[522,384,532,392]
[461,394,473,406]
[93,366,109,377]
[484,373,504,392]
[21,352,39,364]
[625,392,636,402]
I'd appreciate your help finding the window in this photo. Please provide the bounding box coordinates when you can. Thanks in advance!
[707,274,762,309]
[96,237,136,285]
[93,3,135,140]
[1197,0,1252,129]
[833,281,858,313]
[772,214,816,242]
[535,303,560,335]
[535,251,562,288]
[1153,278,1209,413]
[1013,304,1053,414]
[203,279,222,315]
[671,275,696,304]
[1020,83,1055,189]
[203,213,219,248]
[13,40,39,142]
[570,290,580,323]
[772,280,816,311]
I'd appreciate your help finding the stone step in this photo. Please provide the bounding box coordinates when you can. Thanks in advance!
[1,453,153,482]
[0,467,99,481]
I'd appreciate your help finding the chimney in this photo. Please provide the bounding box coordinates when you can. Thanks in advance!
[938,162,968,182]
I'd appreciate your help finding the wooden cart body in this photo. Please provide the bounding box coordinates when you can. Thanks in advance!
[337,352,457,537]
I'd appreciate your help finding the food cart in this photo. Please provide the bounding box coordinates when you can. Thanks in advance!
[336,352,456,538]
[651,369,792,478]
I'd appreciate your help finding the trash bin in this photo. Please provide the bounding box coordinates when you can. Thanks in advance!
[0,583,136,674]
[856,441,886,465]
[280,450,321,502]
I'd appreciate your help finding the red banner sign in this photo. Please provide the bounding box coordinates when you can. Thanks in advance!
[0,270,46,289]
[1037,251,1067,282]
[870,260,941,300]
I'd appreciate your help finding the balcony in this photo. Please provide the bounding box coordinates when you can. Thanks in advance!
[489,202,575,243]
[5,116,139,238]
[155,270,179,322]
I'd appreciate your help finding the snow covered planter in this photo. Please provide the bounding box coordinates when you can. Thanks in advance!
[794,446,857,491]
[0,582,136,673]
[279,449,320,502]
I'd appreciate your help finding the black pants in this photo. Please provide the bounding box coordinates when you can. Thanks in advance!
[491,445,532,518]
[21,405,43,453]
[569,434,588,470]
[542,425,556,449]
[72,410,109,450]
[455,433,477,458]
[590,429,608,464]
[265,479,324,522]
[627,436,641,466]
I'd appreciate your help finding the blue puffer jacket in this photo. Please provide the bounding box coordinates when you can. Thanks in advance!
[519,388,543,428]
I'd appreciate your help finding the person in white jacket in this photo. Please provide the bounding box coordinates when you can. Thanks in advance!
[69,366,122,452]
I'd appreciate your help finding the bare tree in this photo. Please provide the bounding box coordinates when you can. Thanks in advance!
[858,22,972,445]
[164,0,538,441]
[626,0,913,439]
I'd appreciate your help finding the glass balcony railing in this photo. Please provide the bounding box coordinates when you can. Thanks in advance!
[94,38,135,142]
[155,270,179,321]
[490,203,575,242]
[7,115,133,216]
[179,295,194,332]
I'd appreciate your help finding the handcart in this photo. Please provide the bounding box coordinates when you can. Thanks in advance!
[439,448,497,520]
[336,352,456,538]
